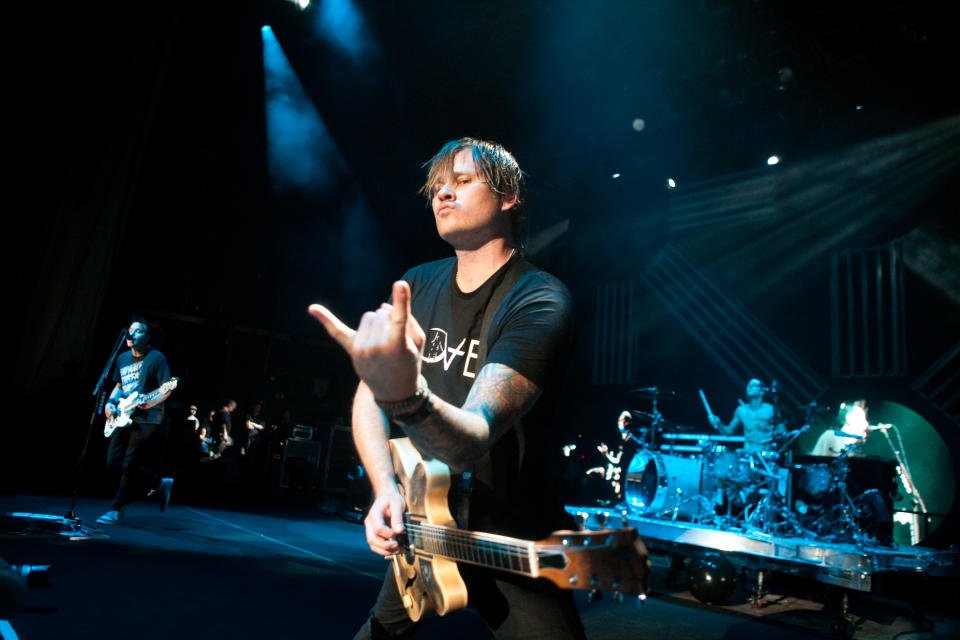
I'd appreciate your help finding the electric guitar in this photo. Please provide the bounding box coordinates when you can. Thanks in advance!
[104,378,179,437]
[388,437,650,621]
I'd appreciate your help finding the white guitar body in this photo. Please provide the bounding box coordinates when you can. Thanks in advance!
[104,378,178,437]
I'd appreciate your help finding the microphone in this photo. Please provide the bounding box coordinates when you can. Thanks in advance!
[834,430,865,439]
[867,423,893,431]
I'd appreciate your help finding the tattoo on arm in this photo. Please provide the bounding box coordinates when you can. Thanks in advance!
[405,363,541,470]
[462,363,541,436]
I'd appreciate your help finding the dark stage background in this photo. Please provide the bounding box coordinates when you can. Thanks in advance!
[6,1,959,546]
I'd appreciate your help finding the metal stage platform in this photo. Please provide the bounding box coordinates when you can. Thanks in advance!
[565,505,960,592]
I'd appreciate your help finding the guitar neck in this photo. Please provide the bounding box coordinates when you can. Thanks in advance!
[140,379,177,405]
[405,520,537,577]
[142,387,165,403]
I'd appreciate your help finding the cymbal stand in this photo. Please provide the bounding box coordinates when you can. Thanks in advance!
[742,472,800,535]
[647,392,664,449]
[817,455,866,546]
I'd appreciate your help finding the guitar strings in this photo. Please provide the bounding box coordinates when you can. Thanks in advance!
[405,522,530,552]
[404,521,534,572]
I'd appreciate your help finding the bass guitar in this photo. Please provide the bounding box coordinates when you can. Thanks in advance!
[388,437,649,621]
[104,378,179,437]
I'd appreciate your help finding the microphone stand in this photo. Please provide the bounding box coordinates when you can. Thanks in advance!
[66,326,127,519]
[876,426,927,545]
[3,328,126,540]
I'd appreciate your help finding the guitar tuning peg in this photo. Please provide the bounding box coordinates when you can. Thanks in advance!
[620,509,630,528]
[612,591,624,605]
[587,589,602,603]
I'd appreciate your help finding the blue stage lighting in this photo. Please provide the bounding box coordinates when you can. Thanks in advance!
[262,25,344,194]
[314,0,376,62]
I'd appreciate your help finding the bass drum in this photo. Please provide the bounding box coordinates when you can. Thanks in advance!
[625,450,711,520]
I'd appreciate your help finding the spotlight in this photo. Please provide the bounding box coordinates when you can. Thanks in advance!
[666,178,677,189]
[766,155,780,166]
[632,118,646,132]
[611,173,621,179]
[285,0,310,8]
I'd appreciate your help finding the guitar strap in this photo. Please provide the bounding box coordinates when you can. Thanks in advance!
[455,256,536,529]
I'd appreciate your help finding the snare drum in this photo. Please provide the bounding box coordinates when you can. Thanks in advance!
[625,450,711,520]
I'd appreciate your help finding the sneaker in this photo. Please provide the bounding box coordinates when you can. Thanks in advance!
[96,509,123,525]
[149,477,174,512]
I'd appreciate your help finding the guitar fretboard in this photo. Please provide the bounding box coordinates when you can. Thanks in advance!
[405,520,536,576]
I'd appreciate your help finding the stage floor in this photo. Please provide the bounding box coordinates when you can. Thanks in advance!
[1,494,957,639]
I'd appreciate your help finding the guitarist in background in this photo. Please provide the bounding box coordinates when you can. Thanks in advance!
[311,138,586,639]
[97,317,175,525]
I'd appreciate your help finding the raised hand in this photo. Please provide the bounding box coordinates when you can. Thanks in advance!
[308,281,426,403]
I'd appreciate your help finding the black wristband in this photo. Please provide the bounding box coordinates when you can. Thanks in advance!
[375,375,431,422]
[391,390,434,427]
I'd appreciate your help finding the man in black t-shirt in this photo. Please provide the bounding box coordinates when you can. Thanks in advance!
[213,399,237,457]
[311,138,592,639]
[97,317,175,525]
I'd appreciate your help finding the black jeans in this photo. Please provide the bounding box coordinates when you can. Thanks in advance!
[105,421,162,510]
[353,566,586,640]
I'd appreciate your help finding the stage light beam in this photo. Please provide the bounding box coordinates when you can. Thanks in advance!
[261,25,344,195]
[314,0,378,63]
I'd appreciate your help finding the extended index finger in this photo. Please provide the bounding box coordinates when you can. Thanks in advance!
[389,281,411,344]
[307,304,356,352]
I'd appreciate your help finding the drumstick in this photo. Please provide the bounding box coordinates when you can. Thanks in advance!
[698,389,713,418]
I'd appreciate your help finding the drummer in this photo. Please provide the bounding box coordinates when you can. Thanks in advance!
[811,400,868,457]
[708,378,785,454]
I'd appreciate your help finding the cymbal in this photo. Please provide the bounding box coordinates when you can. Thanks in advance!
[627,386,678,398]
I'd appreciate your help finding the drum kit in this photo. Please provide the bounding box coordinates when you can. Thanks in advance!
[612,386,885,543]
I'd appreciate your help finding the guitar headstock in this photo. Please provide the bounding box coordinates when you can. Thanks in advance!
[534,528,649,600]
